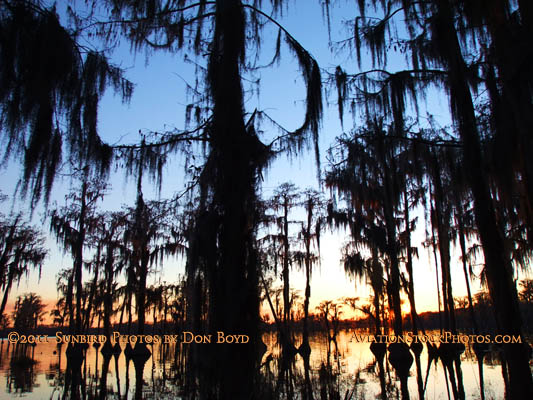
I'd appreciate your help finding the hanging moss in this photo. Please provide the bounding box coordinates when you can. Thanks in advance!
[0,2,133,207]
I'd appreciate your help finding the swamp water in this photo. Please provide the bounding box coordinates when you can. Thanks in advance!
[0,330,514,399]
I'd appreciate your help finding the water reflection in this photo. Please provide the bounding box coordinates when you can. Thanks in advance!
[5,343,38,394]
[0,330,514,399]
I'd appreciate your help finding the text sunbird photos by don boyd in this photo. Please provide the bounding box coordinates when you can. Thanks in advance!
[7,331,249,345]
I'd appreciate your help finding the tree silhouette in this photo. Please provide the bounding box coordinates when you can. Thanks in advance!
[122,192,184,352]
[261,182,300,352]
[49,300,65,328]
[79,2,325,395]
[49,178,106,334]
[12,293,45,333]
[91,211,126,352]
[0,1,133,207]
[5,1,533,397]
[325,1,533,394]
[326,121,408,336]
[297,188,324,354]
[0,197,47,326]
[3,0,323,364]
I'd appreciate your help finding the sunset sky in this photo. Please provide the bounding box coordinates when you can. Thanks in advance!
[0,0,513,322]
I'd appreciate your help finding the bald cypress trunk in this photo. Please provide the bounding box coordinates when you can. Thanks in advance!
[136,256,148,336]
[208,0,259,335]
[403,191,419,335]
[456,210,478,333]
[202,1,261,396]
[371,247,383,335]
[377,137,403,335]
[431,157,456,333]
[302,202,313,352]
[282,198,291,333]
[102,246,114,348]
[485,1,533,240]
[0,220,18,324]
[74,179,87,334]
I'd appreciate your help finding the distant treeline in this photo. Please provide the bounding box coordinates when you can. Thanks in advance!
[337,301,533,335]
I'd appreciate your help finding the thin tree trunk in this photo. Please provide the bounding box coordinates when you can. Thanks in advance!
[66,269,75,333]
[84,246,101,331]
[371,246,383,335]
[0,268,15,322]
[430,199,443,334]
[136,258,148,336]
[455,208,478,333]
[102,245,114,345]
[403,190,419,334]
[376,133,403,335]
[74,179,88,334]
[282,198,291,331]
[0,218,19,326]
[431,161,456,333]
[302,197,314,351]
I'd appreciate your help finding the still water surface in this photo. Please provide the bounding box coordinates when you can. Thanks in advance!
[0,330,510,399]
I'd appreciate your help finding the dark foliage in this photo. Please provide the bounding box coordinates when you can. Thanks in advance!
[0,1,132,207]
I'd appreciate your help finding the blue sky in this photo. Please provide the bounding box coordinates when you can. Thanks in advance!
[0,0,492,317]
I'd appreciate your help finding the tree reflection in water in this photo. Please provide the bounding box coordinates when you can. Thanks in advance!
[6,343,38,394]
[0,331,515,399]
